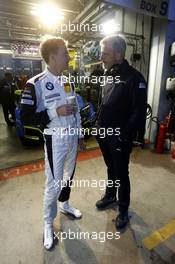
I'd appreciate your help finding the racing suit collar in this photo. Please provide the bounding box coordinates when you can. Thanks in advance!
[45,68,62,83]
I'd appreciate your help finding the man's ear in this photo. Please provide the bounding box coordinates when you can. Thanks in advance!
[50,53,56,63]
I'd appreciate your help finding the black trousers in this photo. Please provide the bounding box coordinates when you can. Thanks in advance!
[58,164,76,202]
[97,136,131,213]
[2,103,15,124]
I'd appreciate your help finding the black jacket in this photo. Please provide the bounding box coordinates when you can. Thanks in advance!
[96,59,147,141]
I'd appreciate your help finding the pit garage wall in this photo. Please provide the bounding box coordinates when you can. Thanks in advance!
[109,5,175,143]
[157,19,175,120]
[98,7,152,80]
[122,8,152,80]
[104,0,175,142]
[147,18,175,142]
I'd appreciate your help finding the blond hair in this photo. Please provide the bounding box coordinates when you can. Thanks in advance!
[40,37,67,64]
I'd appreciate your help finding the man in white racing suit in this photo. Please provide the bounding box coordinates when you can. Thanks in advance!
[20,37,85,250]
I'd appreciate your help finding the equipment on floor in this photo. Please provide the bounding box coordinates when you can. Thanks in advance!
[165,113,175,135]
[153,112,175,154]
[166,77,175,136]
[172,143,175,159]
[155,122,167,154]
[170,42,175,67]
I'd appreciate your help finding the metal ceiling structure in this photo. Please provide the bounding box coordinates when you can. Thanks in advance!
[0,0,102,47]
[0,0,144,54]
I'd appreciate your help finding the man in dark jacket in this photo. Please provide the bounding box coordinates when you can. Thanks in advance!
[0,72,16,126]
[95,35,147,230]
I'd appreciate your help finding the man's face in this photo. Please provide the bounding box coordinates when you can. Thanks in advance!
[100,42,123,70]
[51,45,70,73]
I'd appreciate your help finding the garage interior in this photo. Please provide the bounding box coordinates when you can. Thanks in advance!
[0,0,175,264]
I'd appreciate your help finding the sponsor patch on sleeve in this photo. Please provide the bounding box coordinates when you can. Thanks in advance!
[24,90,32,94]
[139,82,146,89]
[22,94,32,99]
[21,99,34,105]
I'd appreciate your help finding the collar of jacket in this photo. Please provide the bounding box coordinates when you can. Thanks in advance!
[45,68,62,83]
[105,59,129,76]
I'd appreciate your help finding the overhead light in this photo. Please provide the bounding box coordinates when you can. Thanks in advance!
[101,19,120,35]
[0,46,3,48]
[0,50,13,54]
[30,3,64,28]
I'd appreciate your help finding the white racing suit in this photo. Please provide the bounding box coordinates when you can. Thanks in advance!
[20,68,83,224]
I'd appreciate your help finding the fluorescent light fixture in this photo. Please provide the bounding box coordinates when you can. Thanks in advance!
[30,3,64,28]
[0,50,13,54]
[101,19,120,35]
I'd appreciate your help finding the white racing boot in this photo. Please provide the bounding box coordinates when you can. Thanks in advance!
[60,201,82,219]
[43,223,54,250]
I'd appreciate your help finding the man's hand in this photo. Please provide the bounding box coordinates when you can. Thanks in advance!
[78,139,86,151]
[56,104,76,116]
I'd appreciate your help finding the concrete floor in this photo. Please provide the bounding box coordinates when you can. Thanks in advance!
[1,106,175,264]
[0,148,175,264]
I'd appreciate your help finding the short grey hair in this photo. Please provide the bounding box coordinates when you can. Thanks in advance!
[100,35,126,56]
